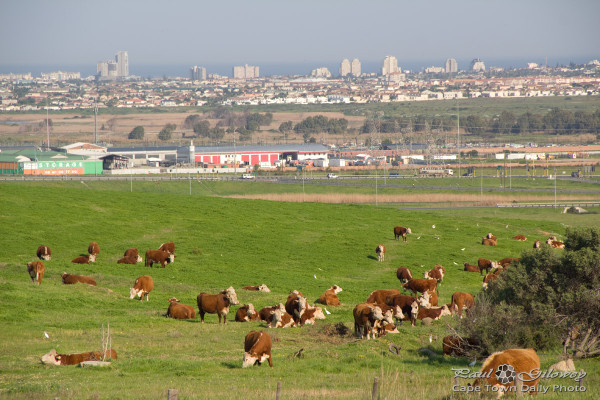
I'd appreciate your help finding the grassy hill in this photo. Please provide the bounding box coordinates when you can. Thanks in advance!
[0,182,598,399]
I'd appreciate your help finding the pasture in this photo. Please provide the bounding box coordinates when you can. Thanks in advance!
[0,182,599,399]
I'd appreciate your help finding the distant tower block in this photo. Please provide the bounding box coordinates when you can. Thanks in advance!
[339,59,351,77]
[351,58,361,77]
[445,58,458,73]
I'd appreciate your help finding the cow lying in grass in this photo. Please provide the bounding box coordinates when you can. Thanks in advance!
[41,349,117,365]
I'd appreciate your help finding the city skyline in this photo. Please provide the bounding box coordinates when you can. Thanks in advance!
[1,0,598,71]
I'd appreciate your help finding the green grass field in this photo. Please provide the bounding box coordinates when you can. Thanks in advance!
[1,182,598,399]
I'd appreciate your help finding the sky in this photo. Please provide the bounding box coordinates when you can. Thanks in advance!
[1,0,599,76]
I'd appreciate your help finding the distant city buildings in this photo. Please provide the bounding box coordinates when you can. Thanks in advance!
[190,66,207,81]
[311,67,332,78]
[41,71,81,81]
[351,58,361,77]
[339,59,351,77]
[424,66,445,74]
[445,58,458,73]
[97,51,129,80]
[233,64,259,79]
[382,56,400,76]
[470,58,486,72]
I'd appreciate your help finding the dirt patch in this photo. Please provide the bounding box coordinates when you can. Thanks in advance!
[321,322,353,338]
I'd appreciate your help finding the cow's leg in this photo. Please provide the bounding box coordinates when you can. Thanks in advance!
[200,311,205,323]
[218,313,222,324]
[267,355,273,367]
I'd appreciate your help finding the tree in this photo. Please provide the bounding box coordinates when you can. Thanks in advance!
[184,114,202,129]
[128,126,145,140]
[464,115,486,134]
[158,123,176,141]
[279,121,293,134]
[193,120,211,137]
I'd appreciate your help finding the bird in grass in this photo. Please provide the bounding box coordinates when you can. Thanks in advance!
[429,335,432,343]
[324,308,331,315]
[44,331,49,339]
[469,358,477,367]
[432,225,436,229]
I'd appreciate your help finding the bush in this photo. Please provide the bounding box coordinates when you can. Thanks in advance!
[128,126,144,140]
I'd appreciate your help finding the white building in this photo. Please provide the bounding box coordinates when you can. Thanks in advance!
[445,58,458,73]
[190,66,207,81]
[339,59,351,77]
[471,58,486,72]
[382,56,399,76]
[311,67,332,78]
[233,64,259,79]
[351,58,361,77]
[116,51,129,77]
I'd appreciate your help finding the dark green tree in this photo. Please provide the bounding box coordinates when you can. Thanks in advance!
[158,123,176,141]
[128,126,145,140]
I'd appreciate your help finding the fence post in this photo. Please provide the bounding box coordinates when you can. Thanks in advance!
[167,389,178,400]
[579,369,584,391]
[372,377,379,400]
[276,381,281,400]
[515,374,523,397]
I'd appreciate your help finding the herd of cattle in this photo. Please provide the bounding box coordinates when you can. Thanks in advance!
[29,226,563,394]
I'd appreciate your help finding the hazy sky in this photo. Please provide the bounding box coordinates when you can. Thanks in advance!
[1,0,599,70]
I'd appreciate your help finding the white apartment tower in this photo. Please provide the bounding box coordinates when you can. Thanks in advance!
[382,56,399,76]
[351,58,361,77]
[97,51,129,79]
[445,58,458,74]
[339,59,351,77]
[115,51,129,77]
[470,58,486,72]
[190,66,207,81]
[311,67,332,78]
[233,64,259,79]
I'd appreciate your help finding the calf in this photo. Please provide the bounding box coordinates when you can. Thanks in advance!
[376,244,386,262]
[267,309,296,328]
[88,242,100,260]
[546,238,565,249]
[416,304,451,321]
[449,292,475,318]
[197,286,239,323]
[72,255,94,264]
[424,266,444,283]
[317,285,342,306]
[366,288,402,305]
[481,237,497,246]
[394,226,411,242]
[27,261,45,285]
[388,294,419,326]
[130,275,154,301]
[36,245,52,261]
[123,248,143,263]
[242,284,271,292]
[497,257,520,269]
[258,304,285,321]
[513,234,527,241]
[285,291,308,324]
[300,306,326,325]
[158,241,175,255]
[235,304,258,322]
[353,303,388,340]
[145,249,174,268]
[442,336,480,357]
[166,298,196,319]
[403,278,438,296]
[41,349,117,366]
[243,330,273,368]
[478,258,498,276]
[62,273,96,286]
[473,348,540,396]
[463,263,481,273]
[396,266,412,283]
[117,255,138,264]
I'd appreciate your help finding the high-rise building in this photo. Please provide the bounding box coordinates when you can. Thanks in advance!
[351,58,361,77]
[445,58,458,74]
[470,58,486,72]
[115,51,129,77]
[311,67,332,78]
[382,56,399,76]
[233,64,259,79]
[190,66,207,81]
[339,59,351,77]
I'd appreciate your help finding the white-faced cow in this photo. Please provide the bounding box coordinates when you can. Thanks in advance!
[197,286,239,324]
[158,241,175,257]
[62,273,96,286]
[88,242,100,261]
[258,303,285,322]
[123,248,143,263]
[387,294,419,326]
[546,238,565,249]
[130,275,154,301]
[166,298,196,319]
[416,304,451,321]
[285,291,308,324]
[376,244,386,262]
[316,285,342,306]
[235,304,258,322]
[243,330,273,368]
[403,278,438,296]
[41,349,117,365]
[424,265,444,283]
[353,303,390,340]
[36,245,51,261]
[72,254,95,264]
[482,237,497,246]
[27,261,45,285]
[394,226,411,242]
[242,284,271,292]
[478,258,498,276]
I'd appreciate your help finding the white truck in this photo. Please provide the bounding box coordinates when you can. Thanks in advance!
[418,167,454,177]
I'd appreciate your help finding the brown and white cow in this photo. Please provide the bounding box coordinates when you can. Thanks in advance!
[317,285,342,306]
[258,303,285,321]
[533,240,542,249]
[546,238,565,249]
[130,275,153,301]
[394,226,412,242]
[513,234,527,241]
[353,303,389,340]
[158,241,175,255]
[387,294,419,326]
[464,263,481,273]
[123,248,143,263]
[416,304,451,321]
[482,237,497,246]
[449,292,475,318]
[27,261,45,285]
[242,284,271,292]
[235,304,258,322]
[376,244,386,262]
[62,273,96,286]
[196,286,239,324]
[403,278,438,296]
[424,265,444,283]
[472,348,540,397]
[442,335,480,357]
[478,258,499,276]
[396,266,413,283]
[144,249,174,268]
[72,254,95,264]
[117,256,138,264]
[243,330,273,368]
[423,289,438,307]
[498,257,520,269]
[87,242,100,261]
[482,272,500,289]
[166,298,196,319]
[300,306,326,325]
[486,233,497,241]
[366,288,402,305]
[41,349,117,366]
[36,245,52,261]
[285,291,308,324]
[267,308,296,328]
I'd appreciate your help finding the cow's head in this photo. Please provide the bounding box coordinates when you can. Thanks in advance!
[269,308,283,327]
[296,295,307,317]
[136,255,143,263]
[130,287,143,299]
[406,228,412,235]
[242,351,258,368]
[168,254,175,263]
[392,305,404,320]
[418,291,431,307]
[313,306,326,320]
[410,300,420,320]
[224,286,239,305]
[168,297,180,303]
[88,254,96,263]
[331,285,342,294]
[371,305,384,321]
[258,284,270,293]
[440,304,452,317]
[40,349,61,366]
[382,309,394,325]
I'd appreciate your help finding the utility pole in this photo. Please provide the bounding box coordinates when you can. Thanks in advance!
[46,98,50,150]
[94,101,98,144]
[456,99,460,178]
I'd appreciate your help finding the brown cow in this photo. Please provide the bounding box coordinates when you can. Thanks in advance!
[158,241,175,255]
[396,267,413,283]
[546,238,565,249]
[197,286,239,323]
[27,261,45,285]
[242,284,271,292]
[62,273,96,286]
[464,263,481,273]
[72,255,94,264]
[394,226,412,242]
[387,294,418,325]
[353,303,390,340]
[145,250,173,268]
[166,298,196,319]
[533,240,542,249]
[376,244,386,262]
[486,233,497,241]
[300,306,326,325]
[88,242,100,260]
[449,292,475,318]
[482,272,500,289]
[472,348,541,396]
[130,275,153,301]
[424,289,438,307]
[442,336,480,357]
[243,330,273,368]
[267,309,296,328]
[416,304,451,321]
[403,278,438,296]
[117,256,138,264]
[424,266,444,283]
[285,291,308,323]
[36,245,52,261]
[123,248,143,263]
[258,304,285,321]
[482,237,497,246]
[366,289,402,305]
[498,257,520,269]
[513,234,527,241]
[316,285,342,306]
[478,258,499,276]
[235,304,258,322]
[41,349,117,366]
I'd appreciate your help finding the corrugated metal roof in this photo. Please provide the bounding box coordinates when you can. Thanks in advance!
[0,149,88,162]
[192,144,329,153]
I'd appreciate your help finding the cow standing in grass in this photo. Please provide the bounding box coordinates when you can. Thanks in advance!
[197,286,239,324]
